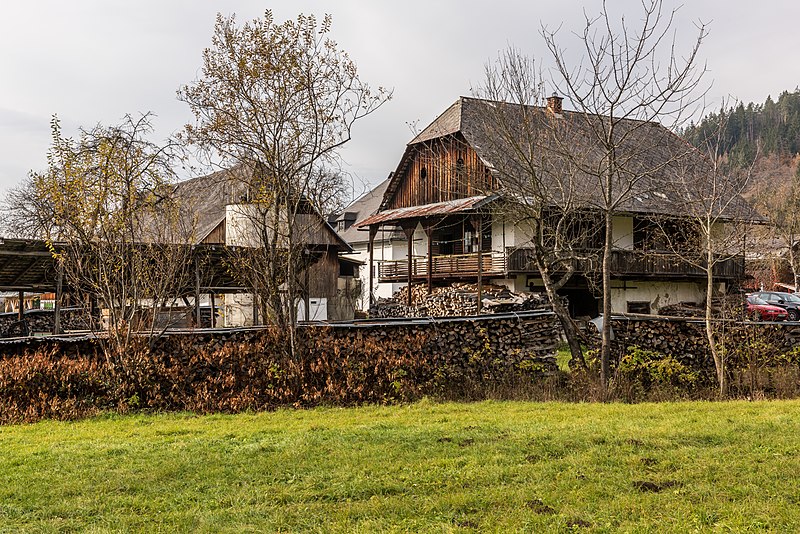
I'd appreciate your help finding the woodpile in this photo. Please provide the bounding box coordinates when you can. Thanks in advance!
[324,312,560,375]
[658,298,732,318]
[657,303,705,318]
[370,283,551,318]
[609,318,710,367]
[603,317,800,370]
[0,308,91,338]
[0,312,562,423]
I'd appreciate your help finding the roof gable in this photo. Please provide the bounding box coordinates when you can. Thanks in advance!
[377,96,756,222]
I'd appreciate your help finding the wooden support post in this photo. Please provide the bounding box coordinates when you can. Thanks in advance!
[473,215,483,315]
[53,261,63,335]
[304,249,310,322]
[209,291,216,328]
[17,290,24,321]
[424,220,434,295]
[402,223,416,307]
[194,255,201,328]
[368,226,378,309]
[253,284,259,326]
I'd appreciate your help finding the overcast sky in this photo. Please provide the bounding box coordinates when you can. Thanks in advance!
[1,1,799,200]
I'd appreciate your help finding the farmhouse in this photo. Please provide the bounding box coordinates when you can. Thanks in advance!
[345,95,753,317]
[171,168,356,323]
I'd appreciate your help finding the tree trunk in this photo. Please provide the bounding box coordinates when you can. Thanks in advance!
[600,210,613,390]
[706,243,726,397]
[534,253,586,369]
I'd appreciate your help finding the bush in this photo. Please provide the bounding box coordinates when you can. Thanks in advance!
[614,346,700,401]
[0,318,558,423]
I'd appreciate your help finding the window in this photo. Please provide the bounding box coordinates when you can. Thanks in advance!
[627,301,651,314]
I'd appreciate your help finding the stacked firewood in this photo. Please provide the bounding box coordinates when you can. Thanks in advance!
[370,283,551,318]
[0,308,92,338]
[328,312,560,370]
[610,318,710,366]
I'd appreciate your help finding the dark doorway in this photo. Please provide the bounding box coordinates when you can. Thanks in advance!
[558,288,599,318]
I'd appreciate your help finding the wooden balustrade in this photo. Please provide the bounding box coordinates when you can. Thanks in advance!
[378,248,744,282]
[378,252,505,281]
[506,247,745,279]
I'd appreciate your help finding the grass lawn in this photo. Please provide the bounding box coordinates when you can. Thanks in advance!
[2,400,800,532]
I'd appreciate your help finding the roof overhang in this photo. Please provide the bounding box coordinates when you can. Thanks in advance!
[357,194,499,229]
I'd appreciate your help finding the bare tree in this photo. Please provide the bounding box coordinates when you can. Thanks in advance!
[759,160,800,292]
[20,114,194,360]
[178,11,390,352]
[542,0,709,388]
[662,100,757,396]
[1,177,56,239]
[474,48,599,368]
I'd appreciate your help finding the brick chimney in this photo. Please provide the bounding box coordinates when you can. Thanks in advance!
[546,93,563,115]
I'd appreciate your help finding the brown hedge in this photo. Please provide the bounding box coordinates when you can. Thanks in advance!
[0,321,556,424]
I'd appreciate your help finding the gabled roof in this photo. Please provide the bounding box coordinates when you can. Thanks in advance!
[171,168,249,244]
[379,96,758,222]
[172,167,352,251]
[333,175,392,244]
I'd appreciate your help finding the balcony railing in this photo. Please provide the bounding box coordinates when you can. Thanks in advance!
[507,247,744,279]
[377,248,745,283]
[378,252,505,281]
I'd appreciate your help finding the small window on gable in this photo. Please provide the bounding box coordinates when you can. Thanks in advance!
[454,157,465,182]
[420,167,428,180]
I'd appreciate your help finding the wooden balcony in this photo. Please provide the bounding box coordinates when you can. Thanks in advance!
[378,248,745,283]
[378,252,505,282]
[507,248,745,280]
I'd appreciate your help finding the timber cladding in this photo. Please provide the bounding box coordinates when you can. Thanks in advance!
[0,312,560,423]
[387,136,496,210]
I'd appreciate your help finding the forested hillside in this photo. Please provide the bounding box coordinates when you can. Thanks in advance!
[682,89,800,169]
[684,89,800,288]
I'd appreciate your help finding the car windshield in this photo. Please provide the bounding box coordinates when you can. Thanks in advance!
[748,295,769,305]
[780,293,800,303]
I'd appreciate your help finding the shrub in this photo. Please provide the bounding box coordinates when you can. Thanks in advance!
[614,346,699,401]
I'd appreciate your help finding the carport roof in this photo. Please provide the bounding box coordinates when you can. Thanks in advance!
[0,238,58,291]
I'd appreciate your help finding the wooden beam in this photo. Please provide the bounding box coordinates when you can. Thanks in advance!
[304,248,310,322]
[401,223,416,307]
[53,261,63,335]
[424,220,434,294]
[472,215,483,315]
[0,250,52,257]
[194,255,201,327]
[8,257,39,286]
[368,225,378,309]
[17,290,24,321]
[209,291,216,328]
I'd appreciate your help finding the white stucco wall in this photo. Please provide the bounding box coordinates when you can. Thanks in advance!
[612,215,634,250]
[225,292,254,327]
[348,238,404,310]
[503,219,535,248]
[610,280,705,314]
[492,220,514,252]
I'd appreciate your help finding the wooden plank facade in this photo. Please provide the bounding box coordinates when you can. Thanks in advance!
[386,135,496,210]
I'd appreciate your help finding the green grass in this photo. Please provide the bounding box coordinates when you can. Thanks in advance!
[556,342,574,371]
[2,400,800,532]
